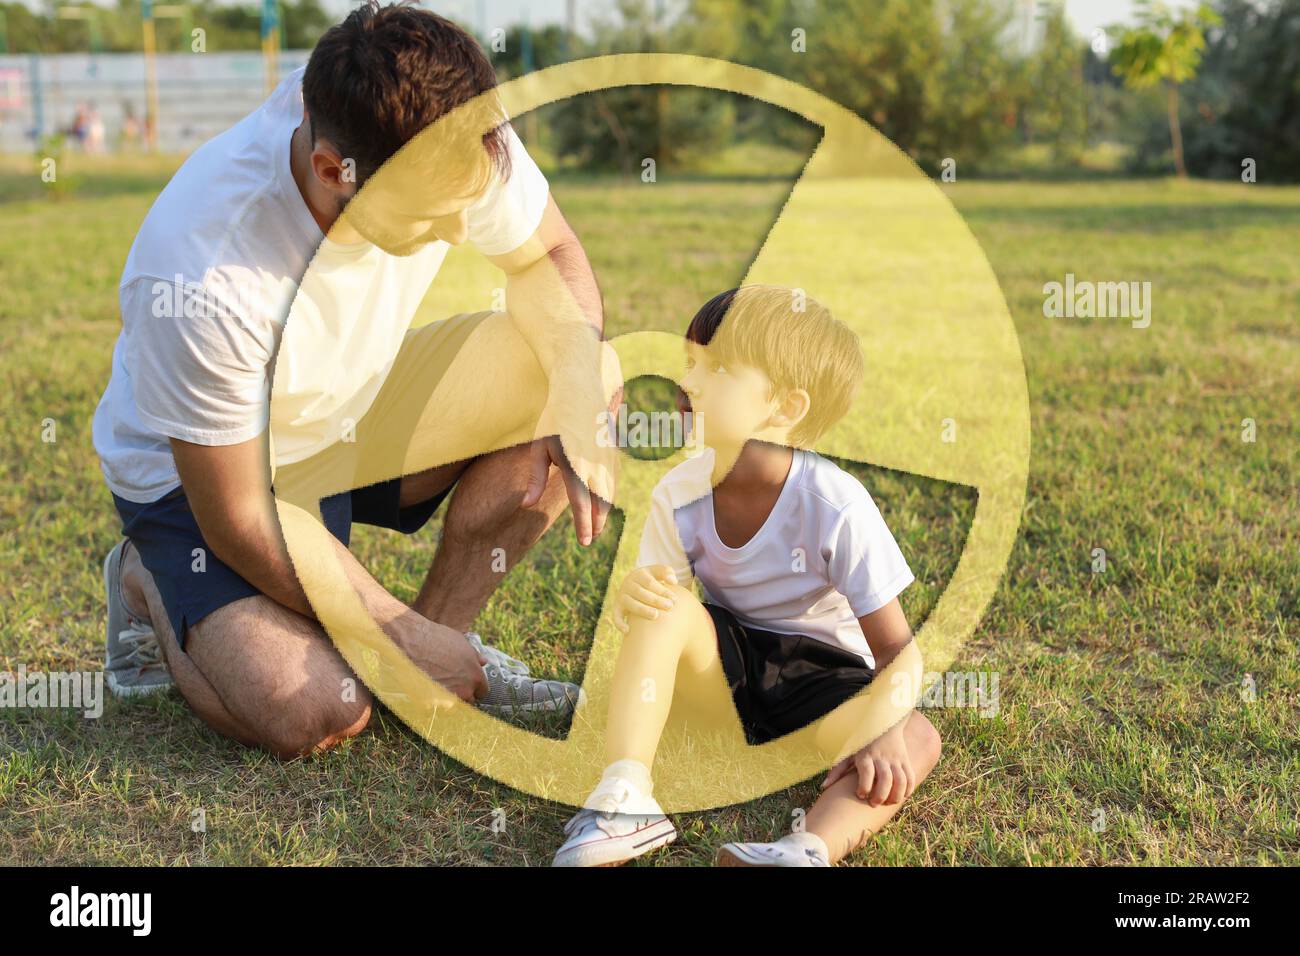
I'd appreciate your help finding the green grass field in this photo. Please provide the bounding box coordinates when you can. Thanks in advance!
[0,153,1296,865]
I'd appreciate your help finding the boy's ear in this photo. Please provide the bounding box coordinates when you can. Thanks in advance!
[772,387,811,433]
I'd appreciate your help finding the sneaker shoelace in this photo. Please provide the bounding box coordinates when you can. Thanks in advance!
[482,663,576,712]
[116,623,164,669]
[482,663,532,707]
[563,782,633,836]
[113,542,164,671]
[466,632,529,675]
[749,840,828,866]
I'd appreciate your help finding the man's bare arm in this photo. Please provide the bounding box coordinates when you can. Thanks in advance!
[171,431,311,616]
[487,193,604,364]
[486,193,621,545]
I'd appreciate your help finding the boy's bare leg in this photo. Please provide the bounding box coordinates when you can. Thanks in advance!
[604,585,731,769]
[802,710,943,864]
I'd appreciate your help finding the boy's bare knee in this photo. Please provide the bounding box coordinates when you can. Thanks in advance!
[663,584,697,602]
[626,584,706,643]
[911,711,942,766]
[662,585,705,623]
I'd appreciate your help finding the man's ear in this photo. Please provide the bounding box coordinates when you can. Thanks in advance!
[309,138,357,195]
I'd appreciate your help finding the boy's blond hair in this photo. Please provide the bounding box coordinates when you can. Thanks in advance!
[685,285,864,447]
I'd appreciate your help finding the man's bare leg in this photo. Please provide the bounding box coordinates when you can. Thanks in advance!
[409,442,570,632]
[119,518,499,757]
[314,309,603,634]
[123,445,570,756]
[117,446,571,756]
[114,311,596,754]
[182,597,376,760]
[121,544,372,758]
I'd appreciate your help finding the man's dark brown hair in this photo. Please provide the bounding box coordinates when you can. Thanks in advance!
[302,1,510,185]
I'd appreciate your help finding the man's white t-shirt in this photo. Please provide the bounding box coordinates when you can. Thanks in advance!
[636,448,915,667]
[92,66,550,503]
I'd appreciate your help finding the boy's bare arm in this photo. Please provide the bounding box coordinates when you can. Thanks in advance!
[857,597,917,744]
[817,598,919,804]
[858,598,914,671]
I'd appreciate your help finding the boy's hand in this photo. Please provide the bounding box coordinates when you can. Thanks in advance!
[612,565,678,633]
[821,720,916,806]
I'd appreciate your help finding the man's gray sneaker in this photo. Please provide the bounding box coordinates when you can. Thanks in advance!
[465,631,530,676]
[477,662,584,718]
[103,540,174,698]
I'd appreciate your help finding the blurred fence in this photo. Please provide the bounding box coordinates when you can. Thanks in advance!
[0,51,310,154]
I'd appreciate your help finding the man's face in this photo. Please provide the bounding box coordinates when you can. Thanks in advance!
[340,171,483,256]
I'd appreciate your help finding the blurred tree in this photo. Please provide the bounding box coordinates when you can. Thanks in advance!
[678,0,815,151]
[548,0,733,174]
[0,0,334,53]
[1108,1,1221,177]
[1024,1,1090,164]
[490,23,571,78]
[791,0,943,160]
[0,3,46,52]
[786,0,1024,173]
[928,0,1024,170]
[281,0,331,49]
[1182,0,1300,181]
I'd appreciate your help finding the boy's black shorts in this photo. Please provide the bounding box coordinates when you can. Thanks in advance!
[704,603,876,745]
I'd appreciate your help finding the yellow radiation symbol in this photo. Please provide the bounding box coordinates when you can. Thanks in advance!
[271,55,1030,812]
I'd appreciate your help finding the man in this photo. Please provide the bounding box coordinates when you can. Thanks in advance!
[92,2,618,759]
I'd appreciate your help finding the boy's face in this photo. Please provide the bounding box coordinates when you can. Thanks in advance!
[680,340,779,450]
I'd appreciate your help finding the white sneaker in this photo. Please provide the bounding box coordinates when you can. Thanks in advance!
[716,834,831,867]
[552,774,677,867]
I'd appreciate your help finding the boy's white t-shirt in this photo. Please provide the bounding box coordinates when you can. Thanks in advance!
[636,448,915,667]
[92,66,550,503]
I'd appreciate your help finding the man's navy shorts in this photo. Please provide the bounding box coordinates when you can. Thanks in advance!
[111,478,451,651]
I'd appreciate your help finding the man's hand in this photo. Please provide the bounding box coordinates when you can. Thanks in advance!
[488,194,619,547]
[524,435,613,547]
[522,340,623,546]
[821,719,917,806]
[393,623,489,703]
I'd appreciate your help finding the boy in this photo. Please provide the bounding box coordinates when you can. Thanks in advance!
[553,285,942,867]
